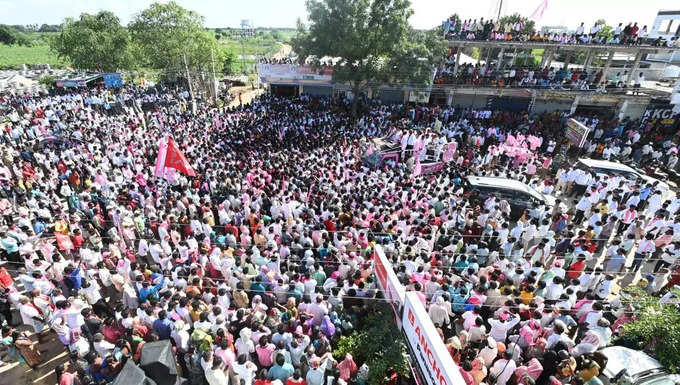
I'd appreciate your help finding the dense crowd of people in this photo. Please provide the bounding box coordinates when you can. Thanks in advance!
[435,62,647,91]
[258,58,295,65]
[0,84,678,385]
[442,17,680,48]
[435,63,608,90]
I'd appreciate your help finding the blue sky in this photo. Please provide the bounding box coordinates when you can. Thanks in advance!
[0,0,677,30]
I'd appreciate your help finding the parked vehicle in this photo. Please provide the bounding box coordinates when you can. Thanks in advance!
[598,346,680,385]
[575,158,674,199]
[464,176,555,219]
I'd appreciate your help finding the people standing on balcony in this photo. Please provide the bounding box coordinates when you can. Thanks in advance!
[576,23,585,40]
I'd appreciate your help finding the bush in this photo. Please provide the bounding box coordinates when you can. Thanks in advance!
[620,287,680,373]
[39,75,56,88]
[335,303,410,385]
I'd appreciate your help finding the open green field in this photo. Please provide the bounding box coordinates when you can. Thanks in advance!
[0,44,68,69]
[0,28,295,73]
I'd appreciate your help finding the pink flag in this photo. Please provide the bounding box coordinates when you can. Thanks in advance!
[154,136,169,178]
[531,0,548,20]
[413,159,422,177]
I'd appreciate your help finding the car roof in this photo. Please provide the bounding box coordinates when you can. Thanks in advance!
[466,176,544,201]
[577,158,672,192]
[577,158,638,174]
[600,346,665,379]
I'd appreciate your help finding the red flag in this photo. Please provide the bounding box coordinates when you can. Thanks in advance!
[164,138,196,177]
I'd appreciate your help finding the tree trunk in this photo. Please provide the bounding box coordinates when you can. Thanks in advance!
[351,84,360,117]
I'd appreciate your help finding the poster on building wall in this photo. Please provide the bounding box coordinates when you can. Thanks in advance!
[257,64,333,82]
[402,292,465,385]
[372,245,405,327]
[565,118,590,147]
[641,103,680,130]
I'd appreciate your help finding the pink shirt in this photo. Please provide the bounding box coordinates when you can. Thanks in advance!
[256,343,276,367]
[514,358,543,381]
[216,347,236,368]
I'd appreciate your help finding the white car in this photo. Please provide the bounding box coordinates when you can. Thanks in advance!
[464,176,555,219]
[576,158,674,200]
[599,346,680,385]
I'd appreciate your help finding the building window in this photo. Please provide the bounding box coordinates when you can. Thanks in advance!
[659,19,672,34]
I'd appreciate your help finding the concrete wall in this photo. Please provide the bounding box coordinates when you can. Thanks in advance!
[619,102,649,120]
[533,99,573,114]
[650,11,680,39]
[449,94,488,109]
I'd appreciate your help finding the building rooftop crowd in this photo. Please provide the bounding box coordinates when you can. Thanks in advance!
[434,61,647,91]
[435,63,606,90]
[0,84,678,385]
[257,58,295,65]
[442,17,680,48]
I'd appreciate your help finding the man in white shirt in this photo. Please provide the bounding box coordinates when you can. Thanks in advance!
[489,351,517,385]
[633,234,656,272]
[488,313,520,342]
[595,275,614,299]
[205,356,230,385]
[93,333,115,358]
[307,295,329,326]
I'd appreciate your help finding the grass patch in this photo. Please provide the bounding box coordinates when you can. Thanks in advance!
[0,44,68,69]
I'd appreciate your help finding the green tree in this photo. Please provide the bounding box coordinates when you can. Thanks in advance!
[498,13,536,35]
[222,49,236,76]
[382,28,446,87]
[0,25,30,46]
[50,11,134,71]
[39,24,61,33]
[39,75,56,89]
[271,30,281,41]
[293,0,438,114]
[335,303,409,385]
[0,25,15,45]
[129,1,222,74]
[621,287,680,373]
[595,19,614,42]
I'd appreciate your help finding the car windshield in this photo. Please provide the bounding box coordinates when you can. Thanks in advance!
[639,375,678,385]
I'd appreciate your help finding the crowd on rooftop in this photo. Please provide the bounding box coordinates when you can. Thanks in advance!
[0,84,678,385]
[435,61,647,91]
[442,17,680,48]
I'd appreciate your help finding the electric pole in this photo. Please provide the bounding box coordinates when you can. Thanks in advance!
[183,52,196,114]
[210,46,218,106]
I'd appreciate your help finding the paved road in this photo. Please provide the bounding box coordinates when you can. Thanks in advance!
[0,279,69,385]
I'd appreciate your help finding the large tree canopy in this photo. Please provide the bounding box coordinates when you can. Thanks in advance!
[293,0,442,112]
[50,11,133,72]
[128,1,222,74]
[498,13,536,35]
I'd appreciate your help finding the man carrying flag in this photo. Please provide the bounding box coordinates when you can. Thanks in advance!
[154,136,196,179]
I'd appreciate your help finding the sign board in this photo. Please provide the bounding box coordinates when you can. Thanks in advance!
[641,103,680,130]
[409,90,432,104]
[565,118,590,147]
[402,292,465,385]
[257,64,333,83]
[420,162,445,175]
[373,245,405,327]
[442,142,457,163]
[407,68,438,104]
[380,151,400,165]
